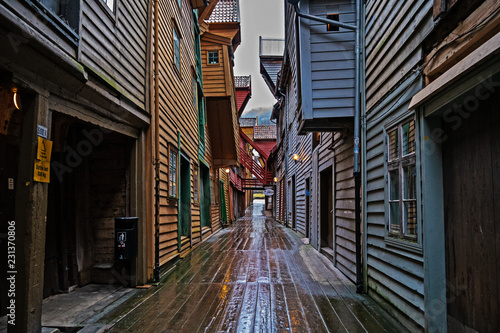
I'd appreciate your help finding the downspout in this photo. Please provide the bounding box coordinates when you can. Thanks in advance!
[153,0,160,283]
[289,0,363,293]
[353,0,363,294]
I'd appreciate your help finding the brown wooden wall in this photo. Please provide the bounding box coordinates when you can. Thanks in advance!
[155,0,202,266]
[80,0,148,110]
[201,42,226,96]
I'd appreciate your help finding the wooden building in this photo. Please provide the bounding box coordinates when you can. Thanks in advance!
[0,0,150,331]
[151,0,242,274]
[363,0,500,331]
[267,0,359,284]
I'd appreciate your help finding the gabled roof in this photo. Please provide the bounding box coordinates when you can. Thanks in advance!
[207,0,240,23]
[239,117,257,127]
[254,125,276,140]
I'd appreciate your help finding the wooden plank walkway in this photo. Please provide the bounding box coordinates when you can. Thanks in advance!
[105,201,407,332]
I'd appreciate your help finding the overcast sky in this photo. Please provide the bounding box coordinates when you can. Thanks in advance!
[234,0,285,114]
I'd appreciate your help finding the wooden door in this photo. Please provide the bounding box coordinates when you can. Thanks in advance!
[320,167,333,250]
[199,164,210,228]
[311,150,319,249]
[305,177,310,238]
[179,155,191,237]
[442,92,499,333]
[291,175,296,229]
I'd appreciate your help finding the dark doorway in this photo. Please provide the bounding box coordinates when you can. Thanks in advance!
[219,180,227,222]
[199,164,211,228]
[305,177,310,238]
[442,87,499,333]
[44,117,132,297]
[179,155,191,237]
[320,167,333,254]
[0,86,23,315]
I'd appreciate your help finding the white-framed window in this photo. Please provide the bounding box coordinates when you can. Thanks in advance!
[173,25,181,73]
[169,146,178,197]
[386,117,417,242]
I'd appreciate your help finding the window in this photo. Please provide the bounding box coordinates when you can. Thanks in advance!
[38,0,80,33]
[210,178,215,205]
[178,0,182,9]
[312,132,320,151]
[173,26,181,73]
[169,147,178,197]
[208,51,219,65]
[386,118,417,241]
[193,165,199,202]
[193,75,197,107]
[326,13,340,32]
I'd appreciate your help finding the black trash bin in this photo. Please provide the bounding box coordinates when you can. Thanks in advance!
[115,217,138,260]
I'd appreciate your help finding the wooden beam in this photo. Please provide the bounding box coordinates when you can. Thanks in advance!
[425,0,500,80]
[410,30,500,110]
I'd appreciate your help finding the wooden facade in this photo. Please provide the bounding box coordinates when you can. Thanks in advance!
[267,0,358,285]
[364,0,500,331]
[0,0,150,330]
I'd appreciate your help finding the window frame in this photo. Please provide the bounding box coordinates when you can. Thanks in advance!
[173,23,182,75]
[193,164,199,203]
[207,50,220,65]
[169,144,179,198]
[384,113,422,252]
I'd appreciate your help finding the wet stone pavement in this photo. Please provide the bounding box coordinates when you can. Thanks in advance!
[103,201,407,332]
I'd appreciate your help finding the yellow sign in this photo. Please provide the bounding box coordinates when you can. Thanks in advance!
[37,136,52,162]
[34,160,50,183]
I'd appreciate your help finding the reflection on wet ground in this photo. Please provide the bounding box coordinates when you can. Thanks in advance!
[105,201,407,332]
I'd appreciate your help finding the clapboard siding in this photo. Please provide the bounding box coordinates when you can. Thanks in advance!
[154,0,210,265]
[364,1,433,330]
[80,0,148,110]
[298,0,356,120]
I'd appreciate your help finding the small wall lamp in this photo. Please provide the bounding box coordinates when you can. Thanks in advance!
[12,88,20,110]
[273,177,278,182]
[225,168,230,173]
[292,153,300,161]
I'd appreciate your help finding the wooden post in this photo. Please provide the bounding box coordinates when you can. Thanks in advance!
[13,93,50,333]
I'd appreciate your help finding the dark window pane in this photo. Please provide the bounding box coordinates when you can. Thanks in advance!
[403,165,416,199]
[389,170,400,201]
[402,119,415,156]
[390,202,401,234]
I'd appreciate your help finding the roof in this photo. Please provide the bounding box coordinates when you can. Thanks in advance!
[235,75,251,88]
[239,118,257,127]
[254,125,276,140]
[207,0,240,23]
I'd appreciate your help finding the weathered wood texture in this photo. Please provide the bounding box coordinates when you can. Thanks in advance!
[154,0,214,266]
[302,0,356,118]
[80,0,148,110]
[442,91,499,333]
[281,1,357,283]
[364,0,433,330]
[105,202,408,332]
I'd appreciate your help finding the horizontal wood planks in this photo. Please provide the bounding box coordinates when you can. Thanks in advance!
[364,0,429,330]
[80,0,148,109]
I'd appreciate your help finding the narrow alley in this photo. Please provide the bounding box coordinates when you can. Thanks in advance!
[90,200,405,332]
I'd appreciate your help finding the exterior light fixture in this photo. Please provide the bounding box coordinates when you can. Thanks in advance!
[292,153,300,161]
[12,88,19,110]
[225,168,230,173]
[273,177,278,182]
